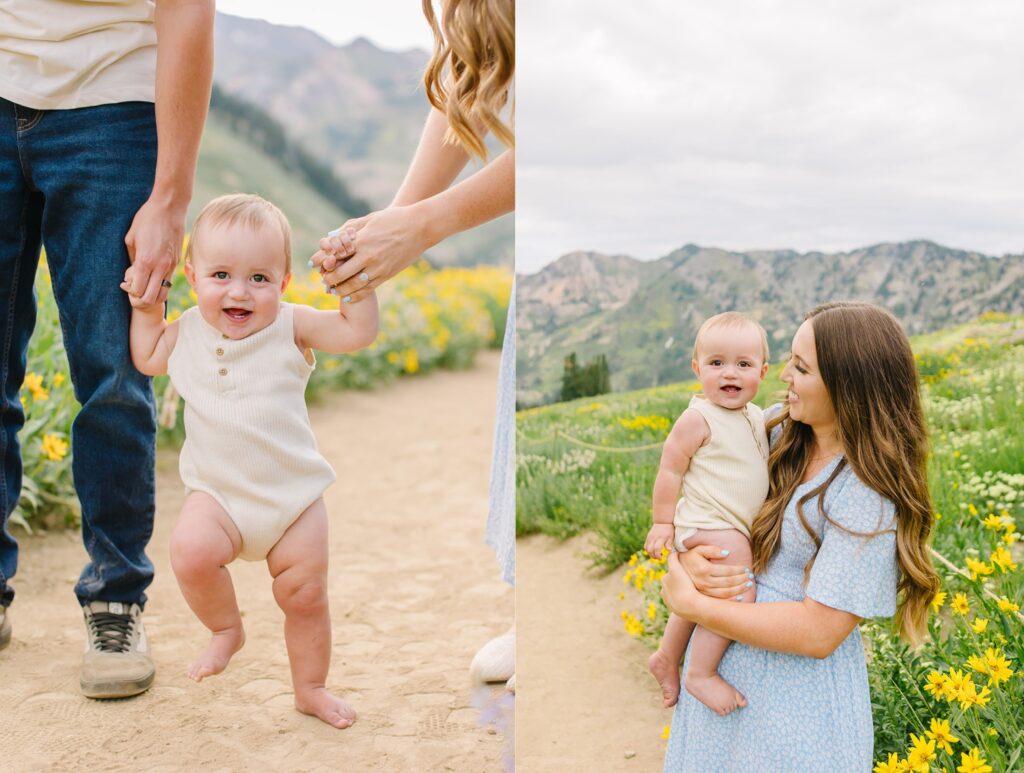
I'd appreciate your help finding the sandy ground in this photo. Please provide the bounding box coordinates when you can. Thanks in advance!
[1,352,513,772]
[517,534,672,773]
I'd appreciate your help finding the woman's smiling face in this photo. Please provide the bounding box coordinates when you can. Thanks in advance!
[781,319,836,430]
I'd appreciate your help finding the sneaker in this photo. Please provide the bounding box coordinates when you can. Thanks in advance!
[470,627,515,684]
[0,606,10,651]
[80,601,155,699]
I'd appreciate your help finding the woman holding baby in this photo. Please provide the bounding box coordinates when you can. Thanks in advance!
[660,301,939,772]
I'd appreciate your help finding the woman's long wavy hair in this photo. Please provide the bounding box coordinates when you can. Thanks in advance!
[749,302,940,644]
[422,0,514,159]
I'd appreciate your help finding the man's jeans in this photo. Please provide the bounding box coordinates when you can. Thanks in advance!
[0,98,157,609]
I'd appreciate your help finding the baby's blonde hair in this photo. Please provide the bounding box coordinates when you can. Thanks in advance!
[185,193,292,274]
[692,311,770,364]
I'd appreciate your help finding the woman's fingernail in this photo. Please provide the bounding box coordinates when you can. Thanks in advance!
[735,595,744,601]
[328,228,341,237]
[745,581,753,588]
[343,295,352,303]
[720,549,730,557]
[307,259,314,268]
[743,567,750,573]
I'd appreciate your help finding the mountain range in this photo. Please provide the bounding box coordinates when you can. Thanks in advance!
[516,241,1024,405]
[191,12,511,267]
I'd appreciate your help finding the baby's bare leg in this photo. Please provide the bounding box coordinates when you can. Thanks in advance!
[682,528,756,716]
[169,492,245,681]
[649,613,696,707]
[266,498,355,730]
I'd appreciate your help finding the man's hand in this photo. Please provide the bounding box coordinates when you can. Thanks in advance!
[124,197,184,306]
[644,523,676,561]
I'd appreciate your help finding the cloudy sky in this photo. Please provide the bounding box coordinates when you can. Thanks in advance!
[518,0,1024,273]
[216,1,433,51]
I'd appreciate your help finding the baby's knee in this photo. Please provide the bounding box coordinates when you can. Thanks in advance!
[273,574,328,617]
[170,532,221,579]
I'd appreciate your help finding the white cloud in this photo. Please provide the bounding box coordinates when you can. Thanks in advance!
[518,0,1024,272]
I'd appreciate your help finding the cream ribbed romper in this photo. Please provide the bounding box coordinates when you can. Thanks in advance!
[673,395,769,551]
[167,304,336,560]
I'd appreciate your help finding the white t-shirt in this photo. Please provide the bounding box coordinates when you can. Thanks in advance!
[0,0,156,109]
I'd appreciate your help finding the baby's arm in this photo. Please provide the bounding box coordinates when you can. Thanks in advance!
[644,408,711,560]
[292,291,380,355]
[120,268,179,376]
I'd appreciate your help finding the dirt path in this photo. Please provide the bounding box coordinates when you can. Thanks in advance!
[517,534,672,772]
[1,352,512,772]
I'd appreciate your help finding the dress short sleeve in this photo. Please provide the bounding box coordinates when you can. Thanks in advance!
[804,470,898,618]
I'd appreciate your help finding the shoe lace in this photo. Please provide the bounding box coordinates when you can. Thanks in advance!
[88,611,134,653]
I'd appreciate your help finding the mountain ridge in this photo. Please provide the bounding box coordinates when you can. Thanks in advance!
[517,240,1024,404]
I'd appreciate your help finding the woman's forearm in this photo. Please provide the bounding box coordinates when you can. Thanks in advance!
[690,594,859,659]
[416,149,514,247]
[391,108,472,207]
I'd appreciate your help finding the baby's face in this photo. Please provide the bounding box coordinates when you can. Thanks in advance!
[691,325,768,410]
[185,221,291,340]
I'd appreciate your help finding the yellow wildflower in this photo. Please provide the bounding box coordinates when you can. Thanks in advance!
[1002,531,1019,546]
[906,733,936,771]
[924,717,958,755]
[982,648,1013,687]
[951,593,970,616]
[987,728,998,738]
[956,678,991,710]
[971,618,988,634]
[41,434,68,462]
[965,557,993,580]
[989,546,1017,572]
[930,591,946,613]
[923,671,948,699]
[873,752,903,773]
[956,748,992,773]
[53,372,65,387]
[996,597,1020,613]
[967,503,978,516]
[403,349,419,374]
[982,514,1005,531]
[944,668,969,702]
[646,603,658,621]
[23,372,48,401]
[619,591,625,601]
[660,725,670,741]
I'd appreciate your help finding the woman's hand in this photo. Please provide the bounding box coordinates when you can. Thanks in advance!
[311,203,434,303]
[677,546,753,599]
[661,552,705,619]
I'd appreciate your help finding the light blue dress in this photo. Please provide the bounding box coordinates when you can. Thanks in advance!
[663,440,898,772]
[485,285,515,585]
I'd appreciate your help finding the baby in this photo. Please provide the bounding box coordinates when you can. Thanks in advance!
[645,312,770,716]
[121,193,378,729]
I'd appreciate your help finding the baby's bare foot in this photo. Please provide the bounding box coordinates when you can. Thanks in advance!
[685,671,747,716]
[188,626,245,682]
[295,686,357,729]
[648,649,682,708]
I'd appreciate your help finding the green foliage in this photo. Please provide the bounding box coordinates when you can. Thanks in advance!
[560,352,611,402]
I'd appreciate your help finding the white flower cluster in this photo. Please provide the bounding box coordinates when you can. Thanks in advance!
[958,470,1024,512]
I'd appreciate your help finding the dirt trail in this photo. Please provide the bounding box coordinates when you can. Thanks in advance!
[1,352,512,772]
[517,534,672,772]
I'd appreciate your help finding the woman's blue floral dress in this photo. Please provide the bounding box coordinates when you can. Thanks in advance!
[663,444,898,772]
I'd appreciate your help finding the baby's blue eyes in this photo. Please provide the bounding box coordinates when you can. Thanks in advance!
[210,271,270,282]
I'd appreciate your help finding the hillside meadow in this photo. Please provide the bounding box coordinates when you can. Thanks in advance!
[13,258,510,533]
[517,313,1023,770]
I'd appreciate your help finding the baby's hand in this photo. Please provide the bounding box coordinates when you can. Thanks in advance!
[644,523,675,561]
[120,266,159,310]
